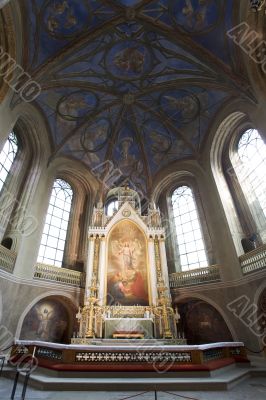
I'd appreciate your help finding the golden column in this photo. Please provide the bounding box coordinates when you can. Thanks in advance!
[84,235,100,338]
[154,235,174,339]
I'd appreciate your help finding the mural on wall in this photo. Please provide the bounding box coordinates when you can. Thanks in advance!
[20,298,70,343]
[178,300,233,344]
[107,220,149,306]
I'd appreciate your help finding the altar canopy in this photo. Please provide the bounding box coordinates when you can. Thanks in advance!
[73,187,179,343]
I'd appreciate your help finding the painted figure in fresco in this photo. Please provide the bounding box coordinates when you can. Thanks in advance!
[47,15,59,33]
[109,272,126,302]
[46,0,77,34]
[59,94,90,119]
[164,94,198,121]
[182,0,210,30]
[36,307,54,341]
[109,237,148,305]
[119,242,135,270]
[114,47,145,74]
[53,1,69,14]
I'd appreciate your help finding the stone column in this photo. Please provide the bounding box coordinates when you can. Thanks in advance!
[98,236,106,305]
[12,168,54,279]
[199,167,243,281]
[85,237,95,299]
[62,192,85,270]
[148,237,157,306]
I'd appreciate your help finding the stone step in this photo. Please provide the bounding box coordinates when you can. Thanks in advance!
[3,364,263,392]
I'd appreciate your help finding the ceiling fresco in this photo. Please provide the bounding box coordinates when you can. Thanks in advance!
[17,0,254,196]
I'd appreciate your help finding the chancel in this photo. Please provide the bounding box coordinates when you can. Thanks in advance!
[72,187,180,343]
[0,0,266,398]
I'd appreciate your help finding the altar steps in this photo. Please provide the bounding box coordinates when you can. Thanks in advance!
[3,363,266,391]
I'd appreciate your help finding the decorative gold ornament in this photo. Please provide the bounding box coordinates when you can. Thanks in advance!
[122,209,131,217]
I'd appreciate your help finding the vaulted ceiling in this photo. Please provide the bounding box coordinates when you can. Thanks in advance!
[17,0,254,196]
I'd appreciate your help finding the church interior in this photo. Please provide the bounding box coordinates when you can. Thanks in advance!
[0,0,266,399]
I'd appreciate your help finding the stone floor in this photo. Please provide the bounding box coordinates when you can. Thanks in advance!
[0,376,266,400]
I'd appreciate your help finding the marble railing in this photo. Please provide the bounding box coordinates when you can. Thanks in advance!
[239,244,266,275]
[34,263,85,287]
[169,265,221,288]
[0,244,17,273]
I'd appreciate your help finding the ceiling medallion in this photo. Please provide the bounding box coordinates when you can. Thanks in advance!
[105,40,151,80]
[123,93,135,105]
[122,209,131,217]
[43,0,90,38]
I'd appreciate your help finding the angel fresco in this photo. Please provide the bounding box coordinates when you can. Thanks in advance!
[45,0,78,34]
[107,225,149,306]
[114,47,145,74]
[181,0,212,31]
[36,307,55,341]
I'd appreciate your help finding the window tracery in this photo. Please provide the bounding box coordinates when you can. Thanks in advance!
[38,179,73,267]
[171,185,208,271]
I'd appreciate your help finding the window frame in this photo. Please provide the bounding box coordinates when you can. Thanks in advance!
[105,197,119,217]
[0,131,20,193]
[171,184,209,271]
[223,124,266,244]
[37,178,74,268]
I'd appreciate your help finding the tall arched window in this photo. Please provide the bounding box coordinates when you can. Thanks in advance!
[106,199,118,216]
[172,186,208,271]
[38,179,73,267]
[0,132,18,192]
[234,129,266,221]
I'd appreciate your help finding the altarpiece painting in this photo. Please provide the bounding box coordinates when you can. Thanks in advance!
[107,220,149,306]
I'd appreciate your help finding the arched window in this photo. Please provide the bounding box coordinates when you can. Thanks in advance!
[0,132,18,192]
[171,186,208,271]
[106,199,118,216]
[38,179,73,267]
[234,129,266,220]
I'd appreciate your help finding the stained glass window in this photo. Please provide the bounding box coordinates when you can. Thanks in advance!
[38,179,73,267]
[172,186,208,271]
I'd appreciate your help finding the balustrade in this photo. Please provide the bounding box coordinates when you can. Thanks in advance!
[169,265,221,288]
[239,244,266,274]
[0,244,16,273]
[34,262,85,287]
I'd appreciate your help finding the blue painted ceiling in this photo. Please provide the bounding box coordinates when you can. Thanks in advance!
[17,0,254,196]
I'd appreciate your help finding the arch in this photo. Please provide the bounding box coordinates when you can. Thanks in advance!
[0,112,51,248]
[152,168,214,272]
[173,293,238,342]
[231,128,266,242]
[15,291,79,341]
[152,169,196,205]
[210,112,248,255]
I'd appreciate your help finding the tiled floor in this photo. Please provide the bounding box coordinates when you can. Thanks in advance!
[0,377,266,400]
